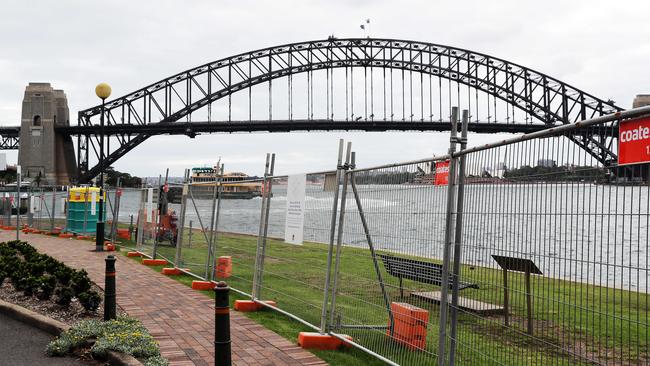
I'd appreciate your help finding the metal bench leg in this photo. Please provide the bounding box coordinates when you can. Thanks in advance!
[399,277,404,298]
[503,268,509,327]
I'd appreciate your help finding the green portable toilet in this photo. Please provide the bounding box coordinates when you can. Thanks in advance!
[65,187,105,234]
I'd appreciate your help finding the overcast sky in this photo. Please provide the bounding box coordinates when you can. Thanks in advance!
[1,0,649,177]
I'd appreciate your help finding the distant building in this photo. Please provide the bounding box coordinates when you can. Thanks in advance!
[481,162,506,178]
[633,94,650,108]
[537,159,556,168]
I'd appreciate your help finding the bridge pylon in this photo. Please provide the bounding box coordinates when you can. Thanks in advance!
[18,83,77,185]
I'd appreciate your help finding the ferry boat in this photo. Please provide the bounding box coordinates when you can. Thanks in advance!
[190,167,263,199]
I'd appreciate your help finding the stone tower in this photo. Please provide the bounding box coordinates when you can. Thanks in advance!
[633,94,650,108]
[18,83,77,185]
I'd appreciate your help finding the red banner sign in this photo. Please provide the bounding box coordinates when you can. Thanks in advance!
[618,116,650,166]
[434,160,450,185]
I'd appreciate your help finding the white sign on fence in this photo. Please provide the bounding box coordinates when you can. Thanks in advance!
[146,187,154,223]
[30,196,38,213]
[90,191,97,215]
[284,174,306,245]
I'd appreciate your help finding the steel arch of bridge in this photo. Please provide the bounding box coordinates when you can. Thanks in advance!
[76,38,622,183]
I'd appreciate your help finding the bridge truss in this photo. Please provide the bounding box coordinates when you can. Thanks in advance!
[0,127,21,150]
[75,38,622,183]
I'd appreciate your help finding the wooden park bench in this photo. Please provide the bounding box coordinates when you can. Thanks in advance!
[379,254,479,297]
[379,254,504,315]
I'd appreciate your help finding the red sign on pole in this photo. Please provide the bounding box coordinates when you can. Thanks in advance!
[434,160,450,185]
[618,116,650,166]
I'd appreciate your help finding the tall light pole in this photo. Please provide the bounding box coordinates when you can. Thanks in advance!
[95,83,111,252]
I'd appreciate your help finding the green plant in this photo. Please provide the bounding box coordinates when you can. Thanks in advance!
[78,291,102,312]
[0,270,6,286]
[36,275,56,300]
[54,267,73,285]
[47,316,166,365]
[21,276,40,297]
[71,269,92,295]
[55,287,74,306]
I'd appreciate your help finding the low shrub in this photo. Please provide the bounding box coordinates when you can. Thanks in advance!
[54,267,73,285]
[55,287,74,306]
[47,316,167,365]
[78,291,101,312]
[36,275,57,300]
[71,270,92,296]
[0,241,101,311]
[21,276,40,297]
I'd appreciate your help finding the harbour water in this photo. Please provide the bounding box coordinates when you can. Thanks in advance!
[34,183,649,292]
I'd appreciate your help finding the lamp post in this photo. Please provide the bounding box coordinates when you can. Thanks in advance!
[95,83,111,252]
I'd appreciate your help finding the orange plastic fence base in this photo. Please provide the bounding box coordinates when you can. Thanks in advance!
[387,302,429,350]
[142,259,168,266]
[117,229,130,240]
[59,233,74,238]
[161,268,190,275]
[191,281,216,291]
[233,300,277,312]
[105,244,116,251]
[76,235,92,240]
[215,256,232,278]
[4,226,16,230]
[127,251,144,257]
[297,332,352,350]
[31,230,42,234]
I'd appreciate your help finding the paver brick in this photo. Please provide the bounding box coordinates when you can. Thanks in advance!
[1,233,328,366]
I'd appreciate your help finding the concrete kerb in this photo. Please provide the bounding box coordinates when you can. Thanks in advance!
[0,298,143,366]
[0,298,69,335]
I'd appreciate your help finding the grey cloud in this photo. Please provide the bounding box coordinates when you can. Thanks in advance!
[0,0,648,177]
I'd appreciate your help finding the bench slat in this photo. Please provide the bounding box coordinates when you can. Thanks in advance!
[379,254,478,290]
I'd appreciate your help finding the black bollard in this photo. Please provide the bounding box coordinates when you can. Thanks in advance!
[214,281,231,366]
[104,255,116,321]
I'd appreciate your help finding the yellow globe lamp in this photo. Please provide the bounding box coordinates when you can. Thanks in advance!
[95,83,112,100]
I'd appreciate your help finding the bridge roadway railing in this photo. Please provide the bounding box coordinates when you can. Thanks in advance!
[116,105,650,366]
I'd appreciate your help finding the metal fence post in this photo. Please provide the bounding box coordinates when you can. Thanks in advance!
[448,109,469,366]
[135,185,146,253]
[252,154,271,299]
[82,186,89,234]
[437,106,459,366]
[257,154,275,299]
[320,139,345,333]
[152,170,168,259]
[50,186,57,232]
[204,169,218,279]
[16,167,21,239]
[328,142,352,328]
[188,221,193,248]
[109,179,122,244]
[27,186,33,227]
[207,164,224,281]
[174,169,189,268]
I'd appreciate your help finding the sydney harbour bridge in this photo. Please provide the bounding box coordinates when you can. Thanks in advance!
[2,38,627,184]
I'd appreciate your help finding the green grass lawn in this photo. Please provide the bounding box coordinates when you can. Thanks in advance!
[118,229,647,366]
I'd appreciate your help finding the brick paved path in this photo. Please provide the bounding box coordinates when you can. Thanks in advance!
[0,232,327,366]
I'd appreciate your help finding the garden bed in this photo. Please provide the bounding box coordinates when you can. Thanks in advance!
[0,240,104,324]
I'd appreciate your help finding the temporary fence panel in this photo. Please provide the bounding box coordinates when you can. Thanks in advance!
[253,171,339,329]
[441,112,650,365]
[326,156,450,365]
[134,186,158,259]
